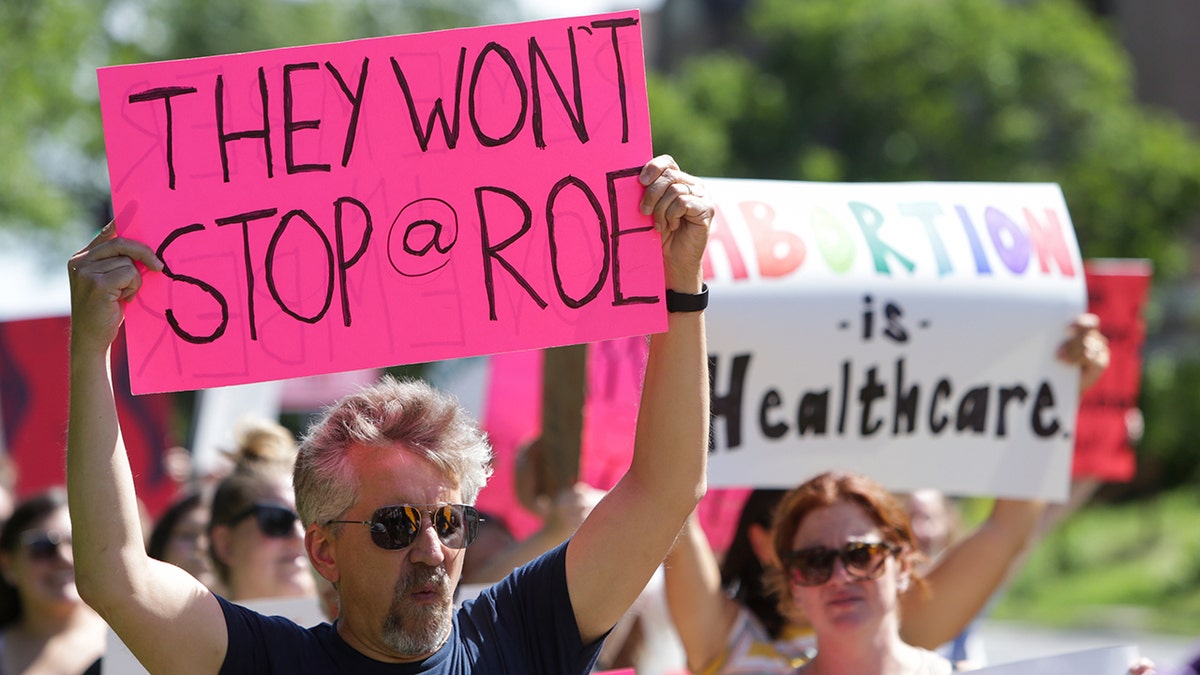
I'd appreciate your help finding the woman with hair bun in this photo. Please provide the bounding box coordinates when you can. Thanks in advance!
[207,419,316,603]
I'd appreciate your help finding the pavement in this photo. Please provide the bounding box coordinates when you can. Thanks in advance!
[975,619,1198,671]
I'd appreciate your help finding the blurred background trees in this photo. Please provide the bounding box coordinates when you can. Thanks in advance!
[2,0,1198,495]
[650,0,1200,279]
[647,0,1200,498]
[0,0,517,233]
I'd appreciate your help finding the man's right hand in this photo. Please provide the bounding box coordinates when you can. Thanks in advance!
[67,221,162,354]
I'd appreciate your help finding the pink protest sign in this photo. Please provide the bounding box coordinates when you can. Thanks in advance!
[97,12,664,394]
[476,337,751,552]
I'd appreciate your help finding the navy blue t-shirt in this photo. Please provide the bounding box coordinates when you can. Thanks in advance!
[218,542,603,673]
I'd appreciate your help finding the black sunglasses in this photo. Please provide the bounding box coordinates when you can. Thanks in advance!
[230,503,301,538]
[783,541,900,587]
[326,504,482,551]
[20,530,72,561]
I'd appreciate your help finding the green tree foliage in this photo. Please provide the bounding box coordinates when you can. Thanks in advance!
[647,0,1200,498]
[0,0,516,233]
[125,0,515,61]
[0,0,109,231]
[649,0,1200,279]
[1139,352,1200,489]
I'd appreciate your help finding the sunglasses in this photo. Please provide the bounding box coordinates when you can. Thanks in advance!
[20,530,72,561]
[783,541,900,587]
[230,503,301,539]
[325,504,482,551]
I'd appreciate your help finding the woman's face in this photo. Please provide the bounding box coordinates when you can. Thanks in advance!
[785,501,906,636]
[164,503,218,589]
[3,506,82,615]
[216,479,315,601]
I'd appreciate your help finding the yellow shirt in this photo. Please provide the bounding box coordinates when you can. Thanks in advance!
[698,607,815,675]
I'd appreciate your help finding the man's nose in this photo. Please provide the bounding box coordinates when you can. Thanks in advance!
[406,521,446,567]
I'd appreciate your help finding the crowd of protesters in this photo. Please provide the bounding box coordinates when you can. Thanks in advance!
[0,155,1163,674]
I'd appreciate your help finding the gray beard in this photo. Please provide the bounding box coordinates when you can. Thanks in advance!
[380,563,453,657]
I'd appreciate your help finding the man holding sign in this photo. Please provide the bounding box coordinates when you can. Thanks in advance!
[66,155,712,672]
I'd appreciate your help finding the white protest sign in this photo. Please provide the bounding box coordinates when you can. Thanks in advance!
[974,645,1140,674]
[701,178,1086,501]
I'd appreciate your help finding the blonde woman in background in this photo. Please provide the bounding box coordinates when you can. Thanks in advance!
[207,419,317,603]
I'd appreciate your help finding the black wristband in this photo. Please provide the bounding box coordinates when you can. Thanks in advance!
[665,284,708,313]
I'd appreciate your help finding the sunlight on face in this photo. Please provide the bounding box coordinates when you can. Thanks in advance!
[9,507,82,611]
[332,443,467,661]
[788,502,904,635]
[226,479,315,602]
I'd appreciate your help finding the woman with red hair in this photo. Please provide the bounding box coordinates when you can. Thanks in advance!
[768,472,950,674]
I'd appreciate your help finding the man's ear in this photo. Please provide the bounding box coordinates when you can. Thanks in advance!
[748,522,778,567]
[306,525,339,585]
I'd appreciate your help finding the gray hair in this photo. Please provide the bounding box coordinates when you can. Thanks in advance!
[293,376,493,527]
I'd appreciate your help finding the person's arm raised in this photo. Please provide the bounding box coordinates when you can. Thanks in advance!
[664,515,743,673]
[900,313,1111,649]
[899,496,1044,649]
[565,155,713,643]
[67,223,227,674]
[464,482,603,585]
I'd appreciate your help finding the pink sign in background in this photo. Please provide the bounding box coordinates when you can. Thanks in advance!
[98,12,665,394]
[475,336,751,552]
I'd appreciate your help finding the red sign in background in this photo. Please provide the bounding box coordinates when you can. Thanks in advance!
[0,317,177,516]
[1072,260,1153,481]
